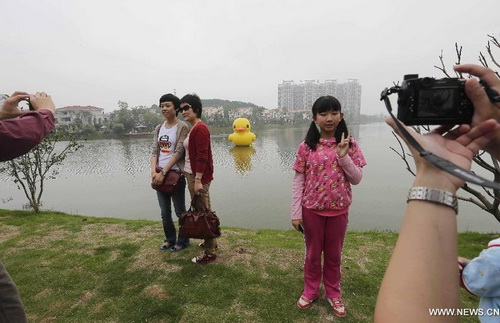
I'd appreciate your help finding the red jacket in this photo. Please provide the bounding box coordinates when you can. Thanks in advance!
[188,121,214,184]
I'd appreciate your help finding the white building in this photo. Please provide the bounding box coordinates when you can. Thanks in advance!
[227,107,254,120]
[55,106,107,127]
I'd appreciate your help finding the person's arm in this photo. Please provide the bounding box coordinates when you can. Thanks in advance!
[193,124,210,175]
[150,126,160,182]
[0,91,56,162]
[461,247,500,298]
[291,171,305,231]
[0,109,55,162]
[337,137,365,184]
[291,142,308,230]
[376,172,460,322]
[375,118,500,322]
[150,155,158,183]
[453,64,500,160]
[338,155,363,184]
[192,124,211,195]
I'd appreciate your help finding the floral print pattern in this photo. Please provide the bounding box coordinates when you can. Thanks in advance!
[293,137,366,211]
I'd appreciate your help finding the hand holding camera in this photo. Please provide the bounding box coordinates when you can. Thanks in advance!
[381,64,500,188]
[0,91,31,120]
[454,64,500,160]
[0,91,56,121]
[29,92,56,115]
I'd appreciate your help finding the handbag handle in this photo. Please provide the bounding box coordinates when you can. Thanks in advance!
[190,194,209,212]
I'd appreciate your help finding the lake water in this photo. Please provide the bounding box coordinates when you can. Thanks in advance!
[1,123,499,233]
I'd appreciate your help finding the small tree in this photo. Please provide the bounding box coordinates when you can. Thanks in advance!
[391,34,500,221]
[0,130,83,212]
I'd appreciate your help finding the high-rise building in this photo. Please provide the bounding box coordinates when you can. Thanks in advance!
[277,79,361,121]
[277,81,295,112]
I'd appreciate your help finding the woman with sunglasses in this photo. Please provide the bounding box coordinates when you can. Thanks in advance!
[180,93,217,264]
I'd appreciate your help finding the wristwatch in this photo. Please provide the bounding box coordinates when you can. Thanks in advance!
[161,170,167,176]
[407,187,458,214]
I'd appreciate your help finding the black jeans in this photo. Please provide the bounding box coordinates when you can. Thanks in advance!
[0,262,27,323]
[156,176,189,247]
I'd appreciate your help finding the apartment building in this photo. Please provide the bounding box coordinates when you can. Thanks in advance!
[277,79,361,121]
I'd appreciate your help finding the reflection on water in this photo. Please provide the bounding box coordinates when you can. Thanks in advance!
[1,123,499,233]
[230,146,255,175]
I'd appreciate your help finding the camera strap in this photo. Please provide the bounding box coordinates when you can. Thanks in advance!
[380,86,500,190]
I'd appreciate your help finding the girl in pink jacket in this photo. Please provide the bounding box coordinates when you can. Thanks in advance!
[291,95,367,317]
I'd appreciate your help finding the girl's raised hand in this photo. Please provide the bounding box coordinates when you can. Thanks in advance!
[336,132,350,157]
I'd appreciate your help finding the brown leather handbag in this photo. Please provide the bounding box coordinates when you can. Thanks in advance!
[151,166,182,193]
[179,197,221,239]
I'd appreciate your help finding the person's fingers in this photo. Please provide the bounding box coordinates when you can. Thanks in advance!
[386,117,427,160]
[33,92,50,99]
[5,92,30,104]
[454,64,500,90]
[456,119,497,145]
[465,78,494,112]
[9,91,29,97]
[386,117,414,144]
[466,127,499,155]
[431,124,455,136]
[456,119,498,153]
[386,117,400,134]
[442,125,470,140]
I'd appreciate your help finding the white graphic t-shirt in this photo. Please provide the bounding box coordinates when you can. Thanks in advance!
[157,124,179,171]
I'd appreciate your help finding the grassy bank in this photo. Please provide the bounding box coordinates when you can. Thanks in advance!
[0,209,494,322]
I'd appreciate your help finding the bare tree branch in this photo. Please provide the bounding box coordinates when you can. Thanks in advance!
[479,51,489,68]
[455,43,463,66]
[390,131,416,176]
[488,34,500,48]
[2,131,82,212]
[460,184,500,222]
[434,50,452,78]
[486,42,500,69]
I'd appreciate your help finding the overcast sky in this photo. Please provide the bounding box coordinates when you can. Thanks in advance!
[1,0,498,114]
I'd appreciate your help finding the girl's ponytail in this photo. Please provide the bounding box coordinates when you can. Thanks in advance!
[304,121,320,151]
[334,118,350,147]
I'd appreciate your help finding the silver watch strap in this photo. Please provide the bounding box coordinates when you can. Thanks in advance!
[407,187,458,214]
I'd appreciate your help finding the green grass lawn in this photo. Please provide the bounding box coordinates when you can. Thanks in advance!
[0,209,495,322]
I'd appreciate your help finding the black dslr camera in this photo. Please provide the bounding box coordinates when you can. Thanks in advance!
[396,74,473,125]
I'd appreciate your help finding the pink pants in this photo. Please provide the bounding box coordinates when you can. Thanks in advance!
[302,207,348,299]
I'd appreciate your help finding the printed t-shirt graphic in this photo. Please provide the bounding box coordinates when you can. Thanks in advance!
[159,134,172,155]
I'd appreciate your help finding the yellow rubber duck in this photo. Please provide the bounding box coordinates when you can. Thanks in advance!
[228,118,256,146]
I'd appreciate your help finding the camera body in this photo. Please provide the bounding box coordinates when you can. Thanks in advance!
[396,74,474,125]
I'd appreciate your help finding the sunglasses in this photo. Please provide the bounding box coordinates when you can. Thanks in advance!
[179,104,192,112]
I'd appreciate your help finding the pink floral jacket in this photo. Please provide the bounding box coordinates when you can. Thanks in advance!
[292,137,367,213]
